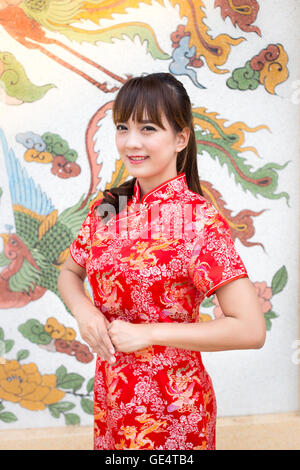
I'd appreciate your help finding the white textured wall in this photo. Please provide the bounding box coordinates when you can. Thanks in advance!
[0,0,299,429]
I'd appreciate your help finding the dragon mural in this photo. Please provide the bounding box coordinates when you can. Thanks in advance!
[0,0,293,427]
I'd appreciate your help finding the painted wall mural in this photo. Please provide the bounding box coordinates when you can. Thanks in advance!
[0,0,299,428]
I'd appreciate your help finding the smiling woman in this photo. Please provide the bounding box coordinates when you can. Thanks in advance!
[115,114,190,198]
[109,73,203,207]
[58,72,265,451]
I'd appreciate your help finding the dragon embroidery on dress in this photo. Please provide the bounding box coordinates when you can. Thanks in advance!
[96,270,124,312]
[160,281,193,322]
[134,347,154,362]
[94,403,107,426]
[117,413,168,450]
[165,366,202,413]
[120,239,180,269]
[105,361,129,408]
[191,262,212,296]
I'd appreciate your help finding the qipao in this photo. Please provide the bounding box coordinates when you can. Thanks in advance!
[70,172,248,450]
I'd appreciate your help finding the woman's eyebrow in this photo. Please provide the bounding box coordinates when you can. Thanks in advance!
[115,119,156,124]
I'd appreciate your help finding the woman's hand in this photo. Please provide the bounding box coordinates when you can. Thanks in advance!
[74,304,116,364]
[107,320,152,353]
[58,257,116,364]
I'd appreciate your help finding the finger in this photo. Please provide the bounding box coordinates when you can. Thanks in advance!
[96,346,108,361]
[82,335,98,352]
[106,322,113,337]
[95,319,116,360]
[101,352,116,364]
[84,336,103,358]
[82,328,100,348]
[95,317,113,346]
[97,340,116,363]
[101,327,116,355]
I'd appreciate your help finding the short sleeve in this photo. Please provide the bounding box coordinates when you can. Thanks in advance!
[189,212,248,299]
[69,199,102,268]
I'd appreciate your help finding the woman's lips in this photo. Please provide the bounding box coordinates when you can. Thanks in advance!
[128,155,149,164]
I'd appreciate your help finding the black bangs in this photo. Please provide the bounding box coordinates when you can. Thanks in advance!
[112,77,172,129]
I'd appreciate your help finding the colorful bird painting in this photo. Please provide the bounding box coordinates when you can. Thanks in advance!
[0,0,169,92]
[0,128,91,311]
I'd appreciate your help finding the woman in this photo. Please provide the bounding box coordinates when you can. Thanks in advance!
[58,73,265,450]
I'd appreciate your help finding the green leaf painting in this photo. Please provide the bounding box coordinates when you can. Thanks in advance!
[0,412,18,423]
[64,413,80,426]
[0,52,55,103]
[81,397,94,415]
[57,373,85,392]
[271,266,288,296]
[18,320,52,345]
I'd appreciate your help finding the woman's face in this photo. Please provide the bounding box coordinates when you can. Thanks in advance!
[115,112,189,188]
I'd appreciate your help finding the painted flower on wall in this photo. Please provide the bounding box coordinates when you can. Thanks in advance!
[0,326,95,424]
[18,317,94,363]
[253,281,273,313]
[207,266,287,331]
[211,280,273,317]
[0,360,65,411]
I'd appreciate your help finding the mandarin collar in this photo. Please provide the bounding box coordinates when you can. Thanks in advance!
[131,172,188,207]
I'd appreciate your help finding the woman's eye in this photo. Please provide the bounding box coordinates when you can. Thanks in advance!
[142,126,156,131]
[116,124,127,131]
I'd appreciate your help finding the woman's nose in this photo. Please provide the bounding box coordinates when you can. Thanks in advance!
[125,130,142,149]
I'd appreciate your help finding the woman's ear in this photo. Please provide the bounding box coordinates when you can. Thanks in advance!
[176,127,190,152]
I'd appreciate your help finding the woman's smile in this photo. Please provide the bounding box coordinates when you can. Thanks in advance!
[127,155,149,164]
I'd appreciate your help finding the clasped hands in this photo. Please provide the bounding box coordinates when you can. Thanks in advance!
[75,305,153,365]
[107,319,152,359]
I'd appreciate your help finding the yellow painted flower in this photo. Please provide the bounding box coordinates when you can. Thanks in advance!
[24,148,53,164]
[0,360,65,411]
[198,313,212,322]
[45,317,76,341]
[45,317,65,339]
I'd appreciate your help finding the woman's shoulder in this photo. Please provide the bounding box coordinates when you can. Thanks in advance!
[185,188,220,223]
[183,188,233,245]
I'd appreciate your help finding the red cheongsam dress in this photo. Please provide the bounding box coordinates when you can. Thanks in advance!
[69,172,248,450]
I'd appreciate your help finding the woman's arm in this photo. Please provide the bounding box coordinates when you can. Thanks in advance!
[150,277,266,351]
[108,277,266,353]
[57,256,116,363]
